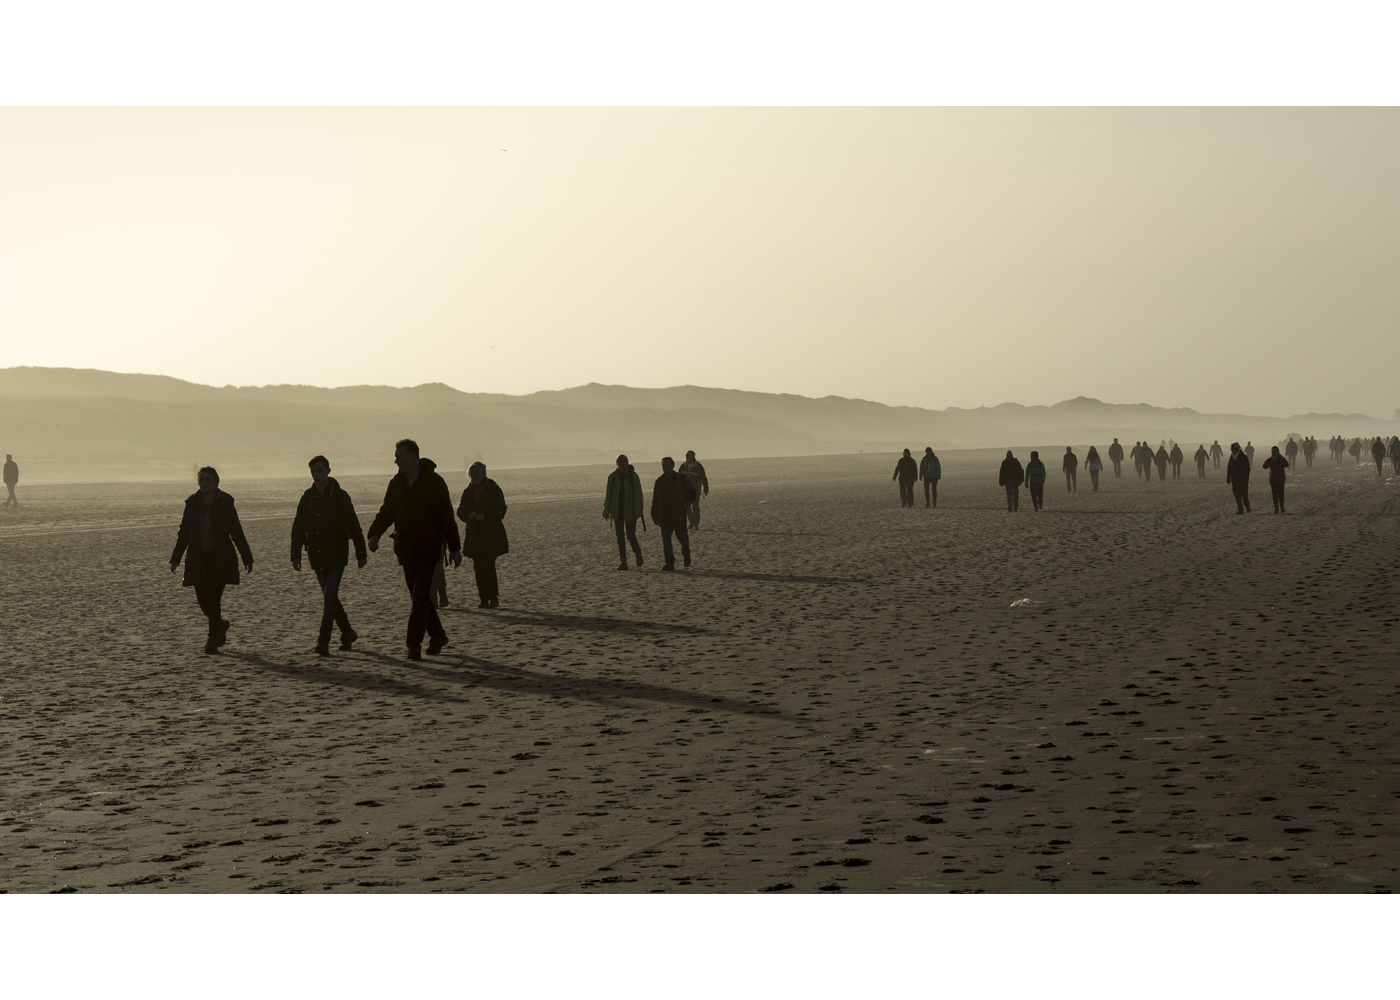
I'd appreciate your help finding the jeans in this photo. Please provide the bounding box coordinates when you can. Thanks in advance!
[923,479,938,506]
[614,517,641,565]
[898,479,915,507]
[1065,469,1076,492]
[1029,483,1044,509]
[402,559,447,647]
[193,560,225,636]
[1004,485,1020,511]
[1089,469,1100,491]
[1270,482,1285,512]
[313,564,352,640]
[660,520,690,566]
[472,555,499,600]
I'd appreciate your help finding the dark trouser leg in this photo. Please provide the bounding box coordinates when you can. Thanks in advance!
[473,556,499,600]
[432,560,447,604]
[1029,483,1043,509]
[193,563,225,636]
[1005,485,1019,511]
[899,480,914,506]
[402,560,444,647]
[614,517,628,564]
[1271,482,1285,512]
[4,483,14,505]
[1090,469,1099,491]
[1112,460,1121,478]
[314,564,350,639]
[930,479,937,506]
[686,494,700,529]
[923,480,933,506]
[661,522,675,565]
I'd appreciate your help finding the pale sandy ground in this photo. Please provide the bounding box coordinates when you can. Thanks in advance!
[1,449,1397,893]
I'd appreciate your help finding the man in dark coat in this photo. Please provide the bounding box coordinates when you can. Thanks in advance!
[367,438,462,660]
[1194,444,1209,479]
[1372,437,1387,476]
[651,456,696,570]
[1108,439,1124,478]
[1062,446,1078,492]
[169,466,255,653]
[3,454,16,506]
[679,451,710,530]
[998,450,1024,512]
[1154,444,1170,482]
[1169,443,1184,478]
[457,461,509,608]
[1210,440,1224,469]
[291,455,367,655]
[893,448,919,507]
[1226,441,1251,514]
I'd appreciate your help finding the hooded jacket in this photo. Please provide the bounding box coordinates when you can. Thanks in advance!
[603,466,645,521]
[171,490,254,586]
[366,457,461,564]
[1226,450,1250,491]
[1025,458,1047,485]
[998,456,1024,488]
[1262,452,1289,485]
[290,477,367,569]
[920,453,941,480]
[1194,446,1209,464]
[893,455,918,483]
[457,477,509,559]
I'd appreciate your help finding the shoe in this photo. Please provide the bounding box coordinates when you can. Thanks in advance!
[315,637,331,657]
[339,629,358,651]
[635,552,643,567]
[217,619,230,647]
[204,640,219,655]
[427,635,448,655]
[662,563,675,571]
[479,598,491,607]
[489,597,498,608]
[616,563,628,571]
[682,553,691,567]
[407,644,422,661]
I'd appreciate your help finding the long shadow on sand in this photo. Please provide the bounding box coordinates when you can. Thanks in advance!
[224,648,794,721]
[448,608,715,636]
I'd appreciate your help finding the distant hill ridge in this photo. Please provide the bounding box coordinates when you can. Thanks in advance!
[0,367,1392,480]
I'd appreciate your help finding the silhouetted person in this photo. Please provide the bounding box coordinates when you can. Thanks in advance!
[651,456,696,570]
[457,461,508,608]
[1373,437,1387,476]
[1194,445,1208,479]
[1245,442,1255,466]
[1085,446,1103,491]
[1348,437,1361,465]
[998,451,1024,512]
[893,448,918,507]
[603,454,645,570]
[1062,446,1078,492]
[1108,438,1124,478]
[366,438,462,661]
[1154,445,1169,482]
[920,447,942,507]
[2,454,16,506]
[1169,443,1184,479]
[679,451,709,530]
[169,466,254,654]
[1025,451,1047,510]
[1389,436,1400,474]
[1262,445,1289,513]
[1302,436,1316,467]
[291,455,367,656]
[1284,438,1299,470]
[1209,440,1224,470]
[1226,442,1251,514]
[1130,441,1144,478]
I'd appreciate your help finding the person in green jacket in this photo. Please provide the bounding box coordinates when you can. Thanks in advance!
[603,454,646,570]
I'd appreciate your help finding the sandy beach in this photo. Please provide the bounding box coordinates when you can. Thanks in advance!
[1,449,1396,893]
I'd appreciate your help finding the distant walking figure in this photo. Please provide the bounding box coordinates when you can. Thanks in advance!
[1108,438,1124,478]
[1062,447,1078,492]
[679,451,709,530]
[893,449,919,507]
[1302,436,1316,468]
[1284,438,1299,470]
[1169,443,1184,479]
[1209,440,1224,470]
[1262,446,1289,513]
[366,438,462,661]
[1372,437,1387,476]
[1348,437,1361,465]
[290,455,367,656]
[1245,442,1256,466]
[1194,445,1208,479]
[604,455,645,570]
[1389,436,1400,474]
[1025,451,1047,510]
[651,456,696,570]
[1085,446,1103,491]
[920,447,942,507]
[998,451,1024,512]
[1131,441,1144,478]
[169,466,254,654]
[457,461,509,608]
[2,454,16,506]
[1154,445,1169,482]
[1226,442,1251,514]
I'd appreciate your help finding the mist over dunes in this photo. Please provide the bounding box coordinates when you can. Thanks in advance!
[1,366,1394,483]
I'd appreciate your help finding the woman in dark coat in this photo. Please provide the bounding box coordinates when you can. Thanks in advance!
[169,466,254,653]
[457,462,508,608]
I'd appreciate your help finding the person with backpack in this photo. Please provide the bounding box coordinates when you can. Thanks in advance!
[603,454,645,570]
[919,447,942,507]
[998,450,1024,512]
[290,454,368,656]
[457,461,509,608]
[1025,451,1047,510]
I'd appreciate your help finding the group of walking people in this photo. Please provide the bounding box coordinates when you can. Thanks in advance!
[603,450,709,570]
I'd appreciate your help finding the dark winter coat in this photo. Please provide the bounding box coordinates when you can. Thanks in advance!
[1262,453,1289,485]
[1226,451,1251,493]
[1062,451,1078,473]
[1169,445,1184,466]
[651,470,696,526]
[998,457,1024,488]
[457,478,509,560]
[893,456,918,483]
[170,490,254,586]
[1154,447,1170,470]
[366,460,461,564]
[290,477,367,569]
[1108,442,1124,463]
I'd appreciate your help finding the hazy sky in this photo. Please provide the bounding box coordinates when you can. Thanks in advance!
[2,108,1397,417]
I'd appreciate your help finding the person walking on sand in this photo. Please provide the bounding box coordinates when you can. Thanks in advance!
[679,451,709,530]
[2,454,16,506]
[651,456,696,570]
[603,454,645,571]
[1154,444,1170,482]
[457,461,508,609]
[169,466,254,654]
[1169,442,1184,479]
[1108,438,1124,479]
[291,455,367,656]
[1284,437,1300,471]
[1025,451,1047,510]
[920,447,942,507]
[1245,442,1256,466]
[1389,436,1400,475]
[1085,446,1103,491]
[1130,441,1144,478]
[1062,446,1078,492]
[1226,442,1252,514]
[1194,444,1209,479]
[998,450,1024,512]
[366,439,462,661]
[1210,440,1224,470]
[1262,445,1290,513]
[1372,436,1387,476]
[893,448,919,508]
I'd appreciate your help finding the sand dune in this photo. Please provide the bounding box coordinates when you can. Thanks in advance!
[1,450,1397,893]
